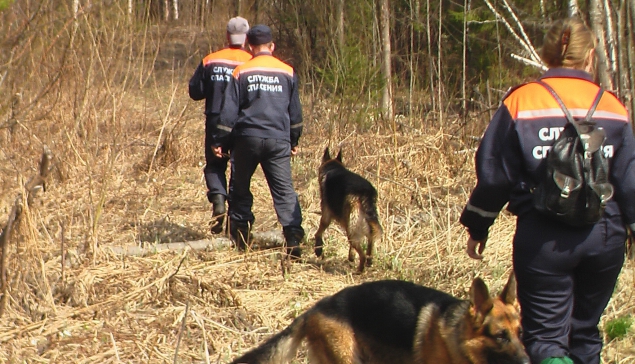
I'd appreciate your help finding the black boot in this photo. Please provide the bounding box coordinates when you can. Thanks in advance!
[283,226,304,259]
[210,194,226,234]
[230,220,250,251]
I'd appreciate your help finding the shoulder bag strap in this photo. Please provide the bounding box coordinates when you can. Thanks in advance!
[583,87,604,122]
[536,80,575,124]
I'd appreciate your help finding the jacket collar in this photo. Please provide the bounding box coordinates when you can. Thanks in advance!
[254,51,272,57]
[540,67,594,83]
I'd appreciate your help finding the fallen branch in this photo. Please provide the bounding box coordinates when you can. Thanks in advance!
[106,230,286,257]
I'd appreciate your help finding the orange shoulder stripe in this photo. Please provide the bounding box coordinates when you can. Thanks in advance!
[504,79,628,122]
[233,55,294,77]
[203,48,252,66]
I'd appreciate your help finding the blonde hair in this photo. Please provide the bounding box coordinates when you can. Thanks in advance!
[541,17,596,70]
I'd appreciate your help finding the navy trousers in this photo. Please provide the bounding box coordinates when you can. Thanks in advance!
[229,136,302,229]
[513,210,626,364]
[204,115,230,202]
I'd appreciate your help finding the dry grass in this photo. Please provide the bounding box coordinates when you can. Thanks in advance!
[1,94,633,363]
[0,23,633,364]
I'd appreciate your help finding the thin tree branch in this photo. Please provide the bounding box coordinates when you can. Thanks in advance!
[482,0,544,66]
[511,54,548,71]
[499,0,542,63]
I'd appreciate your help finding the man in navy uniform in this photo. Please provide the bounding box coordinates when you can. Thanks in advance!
[217,24,304,258]
[189,17,252,234]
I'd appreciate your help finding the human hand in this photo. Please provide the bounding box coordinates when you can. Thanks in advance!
[212,146,224,158]
[466,237,487,260]
[291,146,299,156]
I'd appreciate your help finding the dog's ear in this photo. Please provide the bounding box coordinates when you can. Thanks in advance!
[323,147,331,162]
[336,149,342,162]
[499,272,517,305]
[470,277,493,315]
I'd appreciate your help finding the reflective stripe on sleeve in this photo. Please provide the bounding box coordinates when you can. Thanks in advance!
[465,202,499,219]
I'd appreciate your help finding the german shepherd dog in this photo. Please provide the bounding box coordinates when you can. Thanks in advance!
[315,148,382,272]
[229,273,529,364]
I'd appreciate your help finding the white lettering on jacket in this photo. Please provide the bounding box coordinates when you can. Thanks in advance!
[247,75,280,84]
[247,84,283,92]
[532,144,615,160]
[538,127,564,141]
[213,66,235,75]
[210,74,230,82]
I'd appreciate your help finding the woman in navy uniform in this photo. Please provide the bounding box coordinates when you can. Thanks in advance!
[460,17,635,364]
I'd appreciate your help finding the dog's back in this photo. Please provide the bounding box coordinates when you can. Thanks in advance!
[229,274,529,364]
[315,148,382,272]
[320,160,377,214]
[310,280,459,354]
[230,280,460,364]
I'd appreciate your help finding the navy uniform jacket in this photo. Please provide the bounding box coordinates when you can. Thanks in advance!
[188,47,253,118]
[460,68,635,240]
[218,51,303,147]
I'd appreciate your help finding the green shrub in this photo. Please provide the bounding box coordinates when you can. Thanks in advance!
[0,0,14,11]
[605,316,633,341]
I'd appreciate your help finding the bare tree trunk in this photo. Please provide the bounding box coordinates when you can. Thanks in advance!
[437,0,443,121]
[128,0,133,20]
[626,0,635,122]
[73,0,79,35]
[568,0,579,16]
[253,0,259,23]
[540,0,546,18]
[461,0,470,116]
[409,0,419,117]
[603,0,618,81]
[336,0,345,52]
[426,0,435,113]
[616,1,629,101]
[173,0,179,20]
[164,0,170,21]
[588,0,614,89]
[380,0,393,122]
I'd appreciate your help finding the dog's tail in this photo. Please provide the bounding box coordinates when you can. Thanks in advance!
[229,313,307,364]
[361,191,382,241]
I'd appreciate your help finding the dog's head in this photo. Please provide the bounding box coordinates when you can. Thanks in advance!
[322,147,342,165]
[465,273,529,364]
[320,147,344,178]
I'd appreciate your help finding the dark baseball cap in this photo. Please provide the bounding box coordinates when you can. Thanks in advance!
[247,24,273,46]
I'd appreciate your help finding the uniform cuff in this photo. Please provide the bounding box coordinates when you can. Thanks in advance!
[468,228,489,241]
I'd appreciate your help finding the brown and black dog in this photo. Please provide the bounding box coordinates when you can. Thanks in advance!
[229,273,529,364]
[315,147,382,272]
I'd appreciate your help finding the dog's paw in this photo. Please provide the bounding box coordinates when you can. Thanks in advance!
[314,247,323,258]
